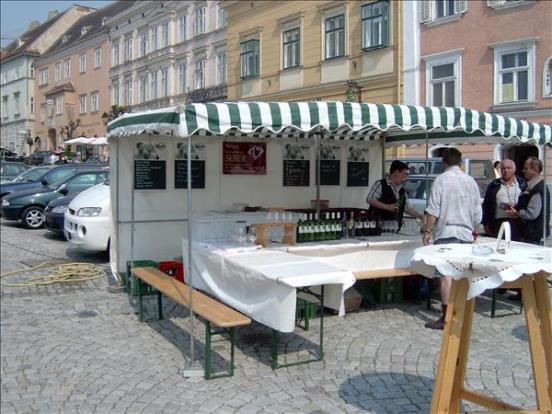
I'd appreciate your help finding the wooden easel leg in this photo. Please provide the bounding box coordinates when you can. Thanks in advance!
[430,278,470,414]
[521,275,552,412]
[449,297,475,413]
[532,272,552,404]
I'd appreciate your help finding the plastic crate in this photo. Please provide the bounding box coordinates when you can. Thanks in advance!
[376,277,404,304]
[126,260,159,296]
[159,260,184,283]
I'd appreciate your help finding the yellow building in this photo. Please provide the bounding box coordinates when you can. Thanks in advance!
[225,0,402,104]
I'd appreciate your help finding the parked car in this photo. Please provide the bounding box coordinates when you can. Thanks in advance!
[44,193,79,235]
[0,162,30,182]
[0,168,109,229]
[0,164,105,199]
[0,147,25,162]
[65,181,110,251]
[30,150,59,165]
[386,157,494,182]
[2,165,52,184]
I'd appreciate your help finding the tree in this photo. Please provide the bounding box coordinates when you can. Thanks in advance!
[101,105,126,124]
[59,118,81,141]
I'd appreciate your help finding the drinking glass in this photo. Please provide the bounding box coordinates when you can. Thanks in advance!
[236,227,247,246]
[247,226,257,245]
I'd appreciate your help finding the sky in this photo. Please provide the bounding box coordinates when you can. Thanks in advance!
[1,0,114,48]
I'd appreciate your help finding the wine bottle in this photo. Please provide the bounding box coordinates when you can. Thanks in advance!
[296,213,303,243]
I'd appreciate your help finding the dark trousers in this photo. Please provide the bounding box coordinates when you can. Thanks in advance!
[491,218,521,242]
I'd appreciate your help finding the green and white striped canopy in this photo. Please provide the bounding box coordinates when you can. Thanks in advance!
[107,102,551,145]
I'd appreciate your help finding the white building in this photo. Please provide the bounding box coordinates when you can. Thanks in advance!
[0,6,95,155]
[107,0,227,113]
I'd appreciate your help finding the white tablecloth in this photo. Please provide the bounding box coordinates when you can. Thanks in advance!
[411,241,552,299]
[183,240,356,333]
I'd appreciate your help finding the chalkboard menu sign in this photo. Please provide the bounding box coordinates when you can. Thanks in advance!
[134,141,167,190]
[319,160,340,185]
[347,162,369,187]
[175,160,205,189]
[283,160,310,186]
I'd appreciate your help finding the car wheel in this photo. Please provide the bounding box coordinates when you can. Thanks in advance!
[21,206,46,229]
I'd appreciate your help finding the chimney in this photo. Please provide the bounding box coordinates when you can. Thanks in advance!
[47,10,59,21]
[28,20,41,31]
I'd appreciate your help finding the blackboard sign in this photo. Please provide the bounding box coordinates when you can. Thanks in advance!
[134,160,166,190]
[347,162,369,187]
[319,160,340,185]
[283,160,310,186]
[175,160,205,189]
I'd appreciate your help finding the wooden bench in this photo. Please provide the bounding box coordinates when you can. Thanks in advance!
[131,267,251,380]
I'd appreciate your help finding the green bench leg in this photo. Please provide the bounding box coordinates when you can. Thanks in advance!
[204,322,235,380]
[491,289,497,318]
[157,290,163,320]
[205,321,212,380]
[138,279,144,322]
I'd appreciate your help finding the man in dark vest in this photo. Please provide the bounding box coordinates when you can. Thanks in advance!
[366,160,424,222]
[506,156,550,245]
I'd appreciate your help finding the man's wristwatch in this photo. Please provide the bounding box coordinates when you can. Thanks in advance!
[422,229,432,234]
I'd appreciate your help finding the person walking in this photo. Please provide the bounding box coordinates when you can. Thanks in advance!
[422,148,482,330]
[481,159,526,240]
[506,157,550,245]
[366,160,424,222]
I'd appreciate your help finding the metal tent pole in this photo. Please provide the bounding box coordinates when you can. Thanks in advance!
[115,140,121,284]
[543,144,548,246]
[315,133,321,217]
[130,136,136,280]
[425,132,429,208]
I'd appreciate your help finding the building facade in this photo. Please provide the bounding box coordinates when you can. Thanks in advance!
[402,0,552,177]
[34,2,131,151]
[225,0,402,104]
[0,5,95,155]
[107,0,227,113]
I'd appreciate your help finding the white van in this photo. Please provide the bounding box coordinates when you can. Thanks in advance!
[64,181,110,252]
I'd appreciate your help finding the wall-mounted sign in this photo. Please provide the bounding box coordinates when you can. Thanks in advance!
[346,145,370,187]
[175,142,206,189]
[134,141,167,190]
[318,143,340,186]
[283,142,310,187]
[223,142,266,175]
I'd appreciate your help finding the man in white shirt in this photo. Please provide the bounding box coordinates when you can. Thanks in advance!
[422,148,482,330]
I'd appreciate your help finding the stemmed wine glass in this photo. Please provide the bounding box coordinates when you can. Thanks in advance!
[247,226,257,246]
[236,227,247,247]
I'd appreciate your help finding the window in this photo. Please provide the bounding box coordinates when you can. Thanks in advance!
[124,79,132,105]
[39,68,48,86]
[362,1,389,49]
[487,0,534,10]
[493,41,535,105]
[160,67,168,97]
[30,64,34,78]
[56,96,64,115]
[161,22,169,48]
[91,92,99,112]
[139,75,147,103]
[63,59,71,79]
[544,57,552,98]
[79,54,87,73]
[240,39,259,78]
[140,31,148,57]
[113,43,120,66]
[55,62,61,81]
[79,94,87,114]
[420,0,468,23]
[30,97,34,114]
[94,48,101,68]
[217,5,227,29]
[14,93,20,115]
[150,26,158,51]
[195,59,206,89]
[125,36,133,61]
[41,104,46,122]
[150,71,158,99]
[195,6,206,35]
[2,96,8,119]
[113,81,120,105]
[179,14,187,41]
[179,63,187,93]
[325,15,345,59]
[424,50,461,107]
[283,28,300,69]
[217,52,227,84]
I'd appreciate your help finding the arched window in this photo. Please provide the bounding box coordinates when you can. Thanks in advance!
[543,56,552,98]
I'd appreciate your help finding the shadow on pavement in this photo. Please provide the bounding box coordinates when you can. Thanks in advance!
[338,371,433,413]
[511,324,528,342]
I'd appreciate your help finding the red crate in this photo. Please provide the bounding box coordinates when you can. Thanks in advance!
[159,260,184,283]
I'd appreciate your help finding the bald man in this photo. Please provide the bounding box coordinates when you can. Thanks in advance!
[481,159,527,240]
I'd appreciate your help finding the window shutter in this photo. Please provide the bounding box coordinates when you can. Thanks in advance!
[455,0,468,14]
[420,0,433,23]
[487,0,502,7]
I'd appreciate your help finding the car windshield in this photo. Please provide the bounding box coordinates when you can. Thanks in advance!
[43,168,75,187]
[14,167,50,182]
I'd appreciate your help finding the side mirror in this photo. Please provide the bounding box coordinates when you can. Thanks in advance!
[40,177,48,186]
[58,184,68,195]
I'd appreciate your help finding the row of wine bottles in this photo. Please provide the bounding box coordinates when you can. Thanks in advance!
[295,211,386,243]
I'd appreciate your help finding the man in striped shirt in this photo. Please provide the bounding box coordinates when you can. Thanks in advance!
[422,148,482,330]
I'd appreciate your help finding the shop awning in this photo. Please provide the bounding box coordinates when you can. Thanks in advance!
[107,102,551,145]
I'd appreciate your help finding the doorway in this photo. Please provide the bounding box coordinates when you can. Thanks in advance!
[502,144,539,178]
[48,129,56,150]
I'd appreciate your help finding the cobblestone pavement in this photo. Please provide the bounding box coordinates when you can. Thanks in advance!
[1,218,545,413]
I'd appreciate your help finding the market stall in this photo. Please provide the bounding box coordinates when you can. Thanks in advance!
[64,136,109,162]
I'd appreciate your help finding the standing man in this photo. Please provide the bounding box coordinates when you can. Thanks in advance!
[506,157,550,245]
[481,159,526,240]
[366,160,424,222]
[422,148,482,330]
